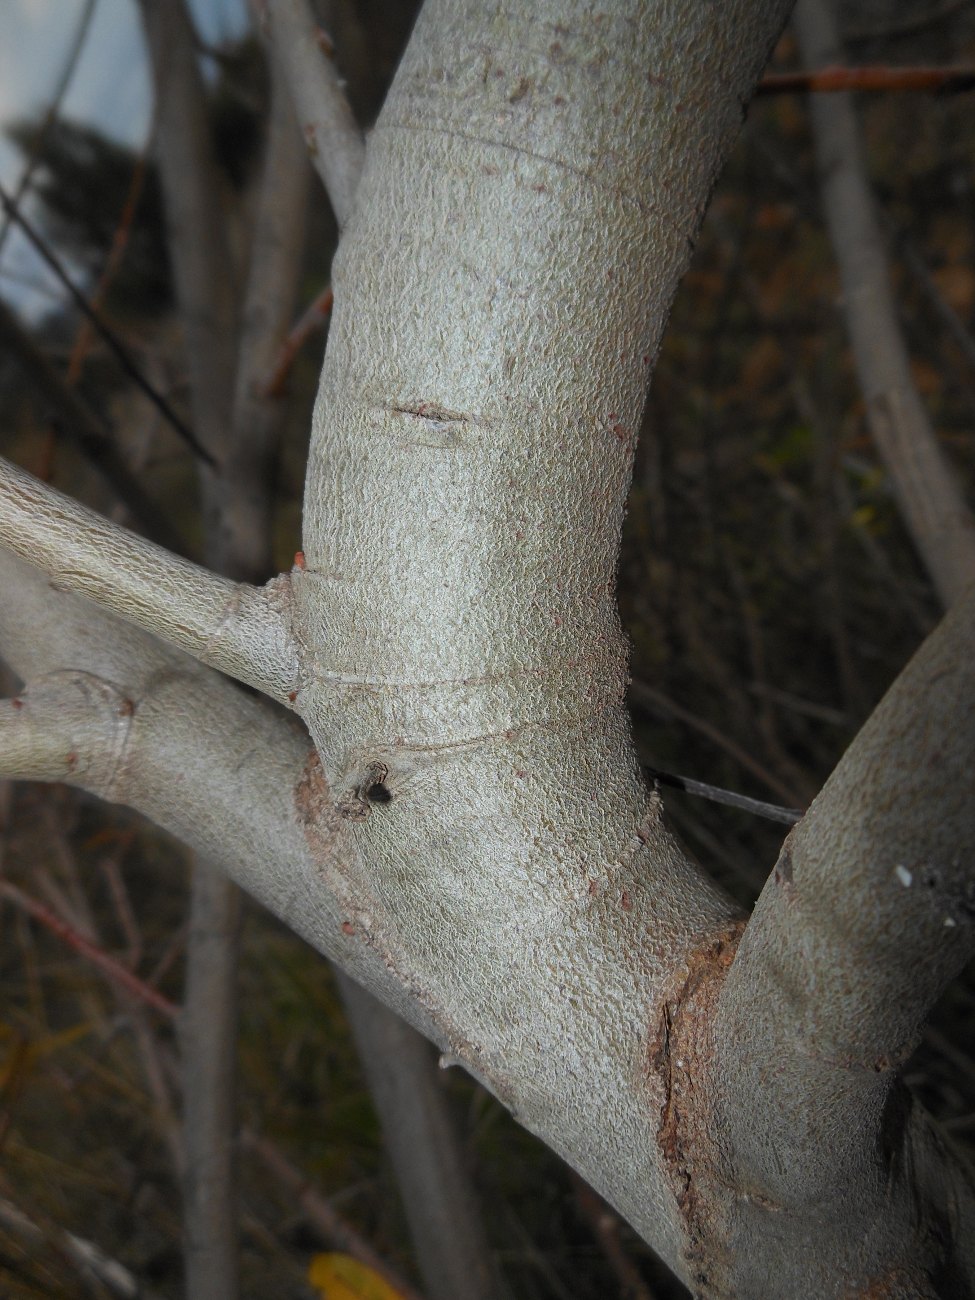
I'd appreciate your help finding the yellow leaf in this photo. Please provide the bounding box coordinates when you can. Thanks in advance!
[307,1252,406,1300]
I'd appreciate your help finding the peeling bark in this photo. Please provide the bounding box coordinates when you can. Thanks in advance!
[650,922,746,1294]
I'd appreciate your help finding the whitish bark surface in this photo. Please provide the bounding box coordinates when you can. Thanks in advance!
[3,0,975,1293]
[709,586,975,1295]
[290,2,789,1269]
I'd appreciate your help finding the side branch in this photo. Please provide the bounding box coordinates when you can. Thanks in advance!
[0,674,130,785]
[726,584,975,1084]
[707,587,975,1293]
[260,0,365,227]
[757,64,975,95]
[0,457,298,704]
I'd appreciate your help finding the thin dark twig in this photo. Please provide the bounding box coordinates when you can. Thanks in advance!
[630,677,801,805]
[260,283,333,398]
[643,765,803,826]
[883,210,975,380]
[0,297,188,552]
[66,148,151,386]
[239,1129,427,1300]
[572,1174,659,1300]
[0,0,98,260]
[0,182,217,467]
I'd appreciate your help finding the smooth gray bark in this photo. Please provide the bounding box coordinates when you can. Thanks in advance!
[3,1,975,1293]
[711,587,975,1296]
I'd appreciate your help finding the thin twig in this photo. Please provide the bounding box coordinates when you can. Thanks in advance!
[643,765,803,825]
[98,838,142,968]
[338,974,508,1300]
[0,856,424,1299]
[0,297,188,552]
[66,148,151,386]
[0,0,97,260]
[757,64,975,95]
[572,1174,659,1300]
[883,211,975,381]
[140,8,301,1295]
[260,283,333,397]
[795,0,975,608]
[0,880,179,1018]
[0,1192,166,1300]
[0,181,216,466]
[629,677,802,806]
[239,1128,427,1300]
[749,677,850,729]
[259,0,365,226]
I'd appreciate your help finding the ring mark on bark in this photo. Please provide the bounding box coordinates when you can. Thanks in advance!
[381,120,686,234]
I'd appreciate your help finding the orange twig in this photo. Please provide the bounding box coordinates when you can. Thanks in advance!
[66,150,150,386]
[260,284,334,398]
[0,880,179,1019]
[757,64,975,94]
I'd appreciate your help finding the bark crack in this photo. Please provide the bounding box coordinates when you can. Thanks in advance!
[649,921,746,1294]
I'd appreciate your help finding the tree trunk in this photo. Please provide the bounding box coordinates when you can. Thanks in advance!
[2,1,974,1293]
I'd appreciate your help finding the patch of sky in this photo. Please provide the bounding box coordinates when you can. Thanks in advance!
[0,0,248,318]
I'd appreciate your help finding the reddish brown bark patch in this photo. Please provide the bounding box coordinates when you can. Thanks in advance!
[848,1264,935,1299]
[294,749,343,864]
[649,920,746,1292]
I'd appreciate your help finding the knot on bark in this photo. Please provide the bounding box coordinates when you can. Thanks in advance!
[337,761,392,820]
